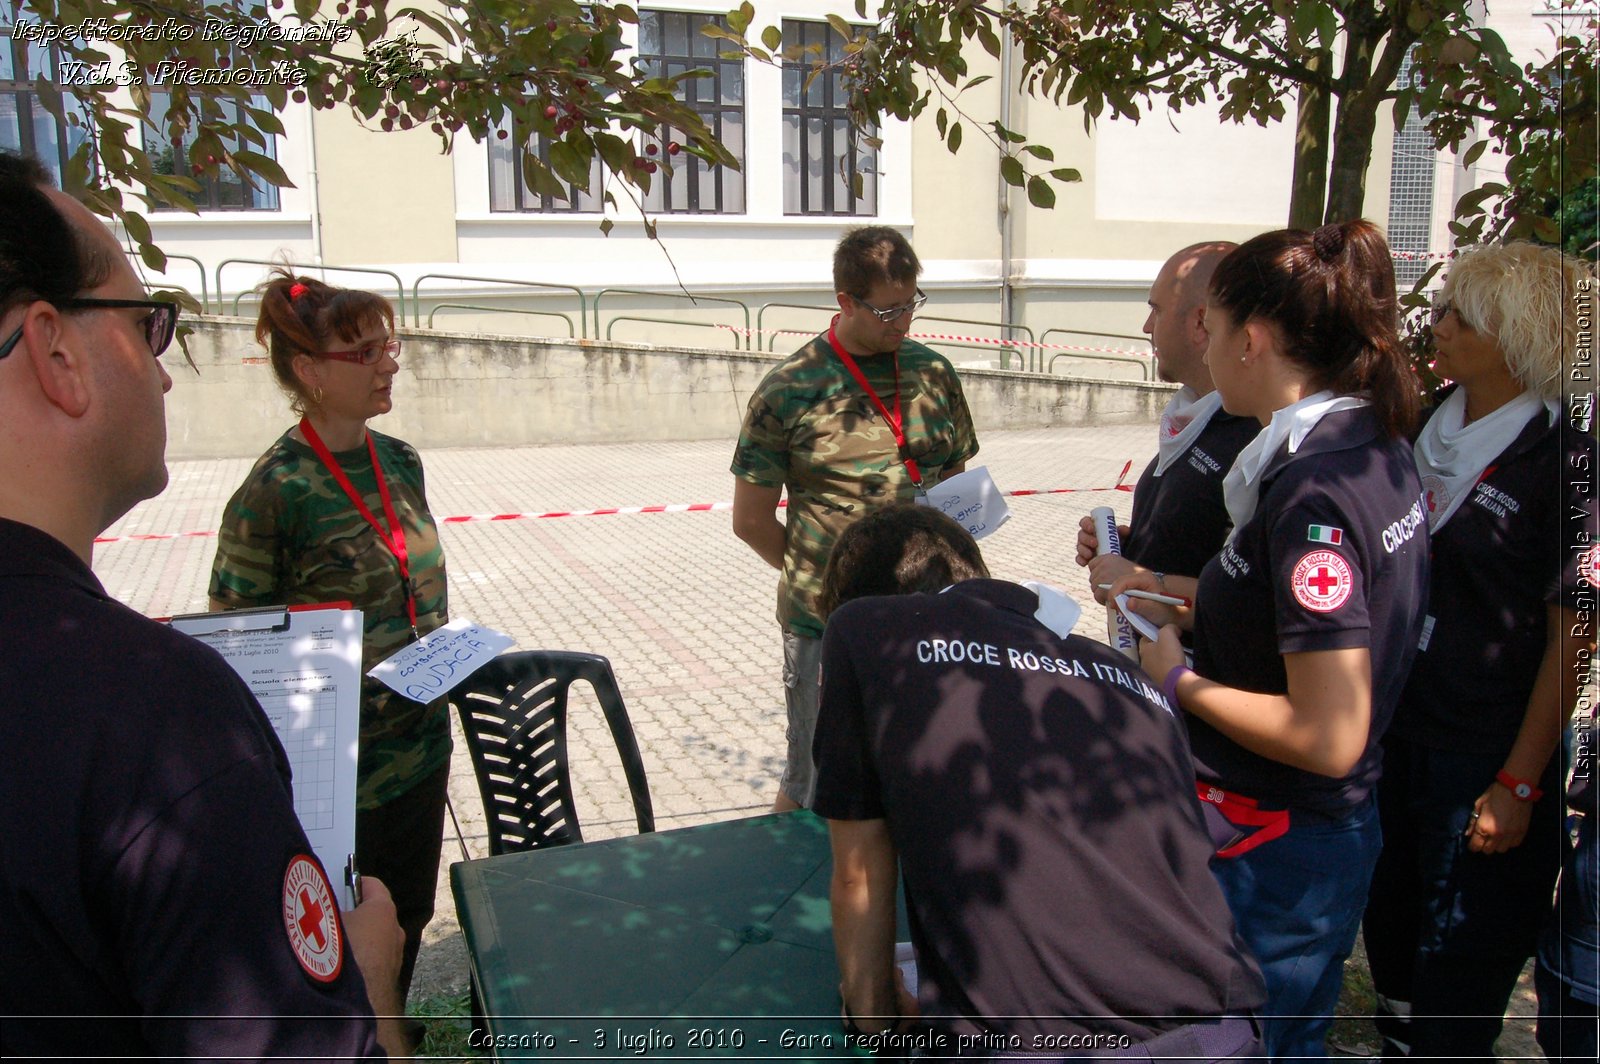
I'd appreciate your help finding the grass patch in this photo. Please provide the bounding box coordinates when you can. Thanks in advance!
[408,989,486,1061]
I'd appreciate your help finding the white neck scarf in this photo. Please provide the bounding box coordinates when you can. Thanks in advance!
[1223,391,1370,541]
[1154,387,1225,476]
[1019,581,1083,638]
[1414,388,1555,531]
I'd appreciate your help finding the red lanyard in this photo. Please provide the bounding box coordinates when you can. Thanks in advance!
[299,418,418,638]
[826,318,922,487]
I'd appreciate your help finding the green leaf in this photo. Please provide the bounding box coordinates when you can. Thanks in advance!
[139,240,167,273]
[232,149,292,189]
[936,106,948,138]
[593,132,632,174]
[962,75,993,92]
[549,141,590,186]
[728,2,753,35]
[599,217,615,236]
[1049,168,1082,183]
[122,210,152,246]
[1461,140,1489,168]
[1026,175,1056,209]
[947,121,962,153]
[826,14,854,40]
[521,154,568,200]
[990,121,1026,144]
[1000,155,1025,187]
[1021,143,1054,161]
[761,25,782,52]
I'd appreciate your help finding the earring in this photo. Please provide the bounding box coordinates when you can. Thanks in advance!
[311,385,324,406]
[1239,356,1247,363]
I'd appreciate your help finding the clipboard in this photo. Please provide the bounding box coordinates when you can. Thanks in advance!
[168,603,364,909]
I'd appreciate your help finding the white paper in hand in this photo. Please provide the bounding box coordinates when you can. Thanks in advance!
[924,465,1010,540]
[1113,595,1163,643]
[368,619,517,704]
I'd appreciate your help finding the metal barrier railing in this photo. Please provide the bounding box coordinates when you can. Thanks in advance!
[915,314,1036,371]
[593,288,751,350]
[427,303,578,338]
[217,259,406,320]
[1046,350,1152,380]
[412,274,587,337]
[604,315,743,349]
[1038,327,1150,378]
[129,250,210,313]
[756,302,834,351]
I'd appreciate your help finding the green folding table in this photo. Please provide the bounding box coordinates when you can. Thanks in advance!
[450,810,882,1061]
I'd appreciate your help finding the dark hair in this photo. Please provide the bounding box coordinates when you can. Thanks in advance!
[1209,219,1420,436]
[254,270,395,412]
[833,226,921,298]
[819,504,989,619]
[0,150,115,319]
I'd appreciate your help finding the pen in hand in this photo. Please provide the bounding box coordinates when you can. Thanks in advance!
[1096,584,1192,608]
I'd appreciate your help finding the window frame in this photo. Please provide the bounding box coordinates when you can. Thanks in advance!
[637,7,746,215]
[780,17,877,218]
[142,91,282,213]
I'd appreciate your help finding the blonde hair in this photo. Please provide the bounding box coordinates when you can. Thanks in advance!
[1442,242,1595,400]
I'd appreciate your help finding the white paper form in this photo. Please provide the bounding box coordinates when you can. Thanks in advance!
[169,606,363,908]
[923,465,1011,539]
[367,618,516,704]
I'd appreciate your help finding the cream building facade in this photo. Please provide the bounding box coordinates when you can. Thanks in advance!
[4,1,1578,371]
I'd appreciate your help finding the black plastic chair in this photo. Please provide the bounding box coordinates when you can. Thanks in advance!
[450,650,655,856]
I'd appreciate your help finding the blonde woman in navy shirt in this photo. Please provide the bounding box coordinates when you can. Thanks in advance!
[1115,220,1429,1060]
[1360,242,1597,1059]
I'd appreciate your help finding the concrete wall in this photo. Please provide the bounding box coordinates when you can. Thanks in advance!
[166,317,1173,459]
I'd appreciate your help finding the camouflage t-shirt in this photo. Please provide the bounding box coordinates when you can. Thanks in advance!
[209,429,450,810]
[731,334,979,637]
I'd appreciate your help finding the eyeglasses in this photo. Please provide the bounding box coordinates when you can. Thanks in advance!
[320,338,401,365]
[853,288,928,323]
[1429,300,1453,325]
[0,297,179,361]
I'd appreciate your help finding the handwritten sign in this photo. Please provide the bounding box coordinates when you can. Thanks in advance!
[923,465,1010,540]
[368,618,516,704]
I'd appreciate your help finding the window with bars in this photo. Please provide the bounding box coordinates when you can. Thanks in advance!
[637,9,744,214]
[0,32,94,185]
[144,93,280,211]
[1386,54,1437,289]
[488,117,604,213]
[782,19,876,216]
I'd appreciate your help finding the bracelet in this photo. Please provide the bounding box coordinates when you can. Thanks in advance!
[1162,664,1192,708]
[1153,571,1168,593]
[1494,769,1543,803]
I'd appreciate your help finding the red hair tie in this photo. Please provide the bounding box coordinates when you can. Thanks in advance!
[288,282,309,301]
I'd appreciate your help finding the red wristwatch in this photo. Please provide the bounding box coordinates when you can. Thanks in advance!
[1494,770,1543,803]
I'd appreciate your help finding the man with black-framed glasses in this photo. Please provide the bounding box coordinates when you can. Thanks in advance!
[0,151,409,1060]
[731,226,980,812]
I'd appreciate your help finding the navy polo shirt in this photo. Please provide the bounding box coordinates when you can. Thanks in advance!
[1190,408,1430,816]
[813,579,1264,1042]
[1391,398,1599,755]
[0,518,381,1059]
[1123,410,1261,577]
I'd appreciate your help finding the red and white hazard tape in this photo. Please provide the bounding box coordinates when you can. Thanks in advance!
[93,462,1134,544]
[717,324,1149,356]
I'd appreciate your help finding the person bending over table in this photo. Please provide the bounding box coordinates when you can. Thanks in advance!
[813,504,1265,1061]
[1115,221,1429,1061]
[209,273,449,1003]
[1360,241,1598,1059]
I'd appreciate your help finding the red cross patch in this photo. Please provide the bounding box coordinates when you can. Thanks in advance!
[282,854,343,983]
[1291,550,1354,612]
[1580,545,1600,590]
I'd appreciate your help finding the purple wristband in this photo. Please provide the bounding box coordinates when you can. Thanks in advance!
[1162,664,1192,708]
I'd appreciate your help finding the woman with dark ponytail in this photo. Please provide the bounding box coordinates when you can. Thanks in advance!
[208,272,449,1004]
[1113,220,1430,1059]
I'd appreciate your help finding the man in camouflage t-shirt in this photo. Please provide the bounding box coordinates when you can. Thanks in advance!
[731,227,979,810]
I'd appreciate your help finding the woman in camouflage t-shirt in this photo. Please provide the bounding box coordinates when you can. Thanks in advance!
[209,272,448,1002]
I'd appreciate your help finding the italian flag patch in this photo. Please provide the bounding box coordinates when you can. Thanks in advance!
[1307,525,1344,545]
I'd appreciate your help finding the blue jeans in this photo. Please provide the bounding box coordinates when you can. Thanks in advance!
[1210,797,1381,1061]
[1536,812,1598,1063]
[1362,737,1564,1058]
